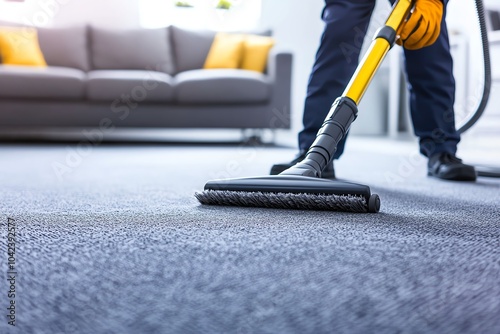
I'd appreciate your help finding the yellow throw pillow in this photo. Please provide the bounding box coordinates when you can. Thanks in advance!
[204,32,245,69]
[241,34,275,73]
[0,27,47,67]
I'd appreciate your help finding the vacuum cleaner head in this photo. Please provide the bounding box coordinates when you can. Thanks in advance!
[195,175,381,213]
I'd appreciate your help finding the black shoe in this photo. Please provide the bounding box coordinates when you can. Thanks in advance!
[427,153,476,181]
[270,150,335,178]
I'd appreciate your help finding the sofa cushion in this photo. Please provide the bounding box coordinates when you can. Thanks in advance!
[0,27,47,67]
[241,34,275,73]
[175,69,271,104]
[0,65,85,99]
[38,26,90,71]
[203,33,245,69]
[86,70,175,102]
[171,26,216,73]
[0,22,29,64]
[89,27,174,74]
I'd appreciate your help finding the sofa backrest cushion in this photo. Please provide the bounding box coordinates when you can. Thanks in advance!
[89,26,174,74]
[171,26,216,74]
[38,26,90,71]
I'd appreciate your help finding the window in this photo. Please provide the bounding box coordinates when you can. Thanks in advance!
[139,0,262,31]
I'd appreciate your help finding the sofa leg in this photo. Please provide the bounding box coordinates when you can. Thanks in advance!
[269,129,276,144]
[241,129,263,145]
[241,129,277,145]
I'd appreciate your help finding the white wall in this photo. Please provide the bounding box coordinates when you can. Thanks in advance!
[0,0,140,28]
[0,0,52,26]
[255,0,323,140]
[52,0,140,28]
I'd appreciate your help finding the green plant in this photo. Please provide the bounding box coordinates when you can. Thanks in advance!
[215,0,232,10]
[175,1,193,7]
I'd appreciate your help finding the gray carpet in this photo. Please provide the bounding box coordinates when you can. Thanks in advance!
[0,142,499,334]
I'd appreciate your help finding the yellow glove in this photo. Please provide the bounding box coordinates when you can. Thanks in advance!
[396,0,444,50]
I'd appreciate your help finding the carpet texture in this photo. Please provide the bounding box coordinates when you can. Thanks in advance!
[0,141,499,334]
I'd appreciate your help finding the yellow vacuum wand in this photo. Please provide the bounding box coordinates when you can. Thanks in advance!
[344,0,413,104]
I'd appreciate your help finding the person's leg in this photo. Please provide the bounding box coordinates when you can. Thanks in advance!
[402,0,458,157]
[270,0,375,177]
[402,0,475,181]
[298,0,376,159]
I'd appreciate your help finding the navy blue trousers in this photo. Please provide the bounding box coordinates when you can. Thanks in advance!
[298,0,459,159]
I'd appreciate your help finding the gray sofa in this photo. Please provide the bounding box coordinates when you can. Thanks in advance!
[0,25,292,133]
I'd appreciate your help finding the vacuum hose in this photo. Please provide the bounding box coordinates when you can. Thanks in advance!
[457,0,491,134]
[457,0,500,178]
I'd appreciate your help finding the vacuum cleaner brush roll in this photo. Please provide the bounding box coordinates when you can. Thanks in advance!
[195,176,381,213]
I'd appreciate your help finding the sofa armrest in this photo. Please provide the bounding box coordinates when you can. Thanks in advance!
[267,49,293,83]
[266,49,293,128]
[489,30,500,44]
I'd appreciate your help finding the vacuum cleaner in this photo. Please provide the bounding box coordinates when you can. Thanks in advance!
[196,0,496,212]
[195,0,415,213]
